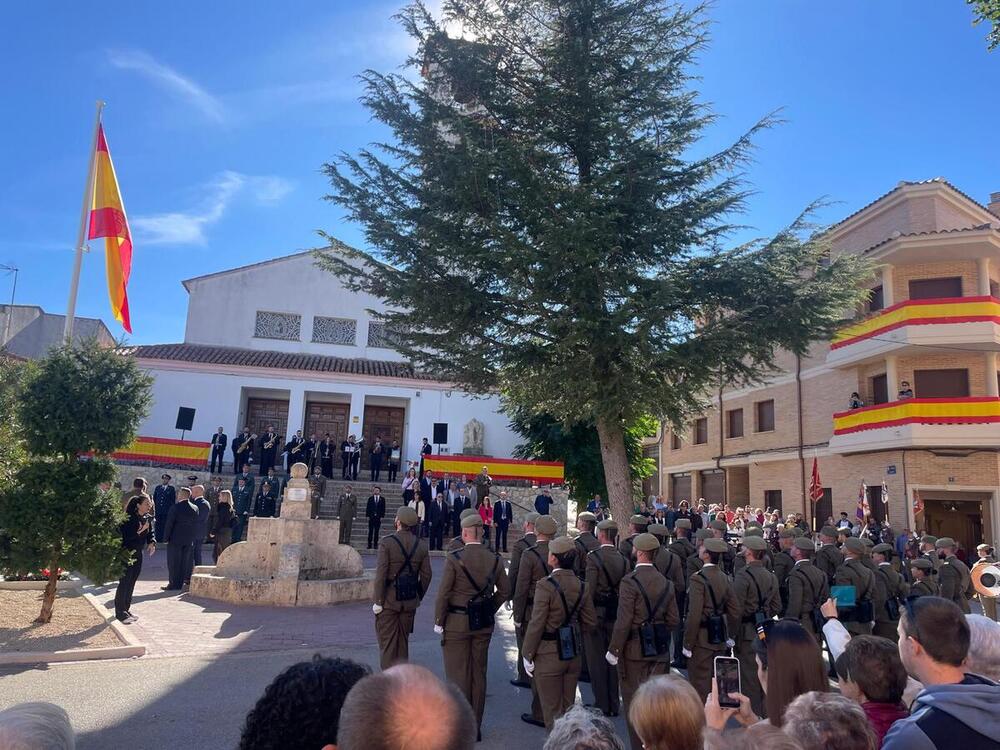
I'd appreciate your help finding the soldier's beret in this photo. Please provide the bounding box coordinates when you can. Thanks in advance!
[910,558,933,570]
[577,512,598,522]
[793,537,815,552]
[694,528,713,542]
[549,536,576,555]
[742,536,767,551]
[674,518,692,529]
[872,543,893,555]
[779,528,797,539]
[597,519,618,531]
[396,506,420,527]
[525,512,539,524]
[704,538,729,553]
[647,524,670,539]
[820,526,839,538]
[921,535,938,545]
[460,508,479,520]
[461,513,484,528]
[710,519,728,532]
[630,515,650,527]
[535,516,558,536]
[935,537,956,549]
[843,537,865,554]
[744,527,763,538]
[861,537,874,548]
[746,522,763,531]
[633,533,660,552]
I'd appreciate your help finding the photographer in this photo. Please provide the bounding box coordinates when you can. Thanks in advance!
[114,494,155,624]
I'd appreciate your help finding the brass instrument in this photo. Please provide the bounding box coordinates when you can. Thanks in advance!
[236,433,257,454]
[263,433,277,450]
[291,441,302,455]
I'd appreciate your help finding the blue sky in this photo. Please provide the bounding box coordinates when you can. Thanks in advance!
[1,1,997,344]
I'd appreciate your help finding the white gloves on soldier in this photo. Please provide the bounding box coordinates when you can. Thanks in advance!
[372,604,383,615]
[682,648,693,658]
[605,651,618,666]
[434,624,444,635]
[523,658,535,677]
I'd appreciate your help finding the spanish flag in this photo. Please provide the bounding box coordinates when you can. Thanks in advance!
[88,125,132,333]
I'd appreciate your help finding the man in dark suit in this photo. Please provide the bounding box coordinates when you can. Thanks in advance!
[419,437,432,477]
[369,435,385,482]
[232,427,253,474]
[493,490,514,553]
[259,424,279,476]
[428,491,448,551]
[366,486,386,549]
[209,427,227,473]
[303,433,318,472]
[152,473,175,543]
[162,487,200,590]
[534,487,553,516]
[451,486,472,538]
[190,484,212,567]
[420,470,435,505]
[284,430,305,474]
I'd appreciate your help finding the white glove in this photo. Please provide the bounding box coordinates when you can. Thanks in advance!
[523,658,535,677]
[605,651,619,666]
[372,604,383,615]
[514,621,522,628]
[505,601,512,611]
[682,648,692,658]
[725,638,736,649]
[434,624,444,635]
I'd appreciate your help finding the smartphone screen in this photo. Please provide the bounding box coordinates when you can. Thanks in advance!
[714,656,741,708]
[830,585,857,608]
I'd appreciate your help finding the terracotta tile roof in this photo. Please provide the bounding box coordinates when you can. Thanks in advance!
[126,343,436,381]
[862,223,1000,254]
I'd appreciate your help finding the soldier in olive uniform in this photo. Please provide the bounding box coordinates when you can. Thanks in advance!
[784,537,828,640]
[509,512,539,688]
[514,515,558,727]
[669,517,696,668]
[686,529,712,579]
[919,535,942,572]
[736,526,773,574]
[683,537,740,702]
[606,533,680,750]
[835,537,876,635]
[434,513,511,738]
[815,526,844,584]
[447,508,481,551]
[337,486,357,544]
[733,535,781,718]
[936,537,973,613]
[373,507,432,668]
[618,515,650,567]
[647,524,685,605]
[523,537,598,732]
[907,558,939,599]
[860,537,879,576]
[871,543,908,641]
[573,512,601,683]
[708,519,737,576]
[583,519,627,717]
[773,528,797,611]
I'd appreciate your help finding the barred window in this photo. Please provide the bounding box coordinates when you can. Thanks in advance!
[311,316,357,345]
[367,322,400,349]
[254,311,301,341]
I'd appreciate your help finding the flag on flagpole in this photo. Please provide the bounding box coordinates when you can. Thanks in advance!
[913,488,924,516]
[809,458,823,504]
[856,479,869,520]
[88,124,132,333]
[881,480,889,507]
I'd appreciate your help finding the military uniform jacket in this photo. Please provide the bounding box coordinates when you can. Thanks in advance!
[374,530,432,612]
[683,564,739,651]
[785,561,828,623]
[670,537,697,583]
[734,549,773,576]
[446,535,465,552]
[815,544,844,583]
[619,534,638,566]
[873,563,908,623]
[609,565,680,660]
[921,551,942,573]
[686,553,704,581]
[835,558,876,621]
[514,540,551,623]
[773,550,794,594]
[733,562,781,641]
[523,569,598,660]
[338,493,357,522]
[434,542,511,632]
[508,532,537,601]
[909,578,938,599]
[585,545,628,612]
[653,546,685,598]
[938,555,973,607]
[573,532,600,578]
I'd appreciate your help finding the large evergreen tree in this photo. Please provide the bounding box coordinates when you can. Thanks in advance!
[322,0,870,523]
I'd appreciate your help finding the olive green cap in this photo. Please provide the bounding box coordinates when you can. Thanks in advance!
[921,535,938,545]
[596,519,618,531]
[710,519,728,532]
[935,537,956,549]
[674,518,692,529]
[550,536,577,555]
[872,543,893,555]
[396,506,420,527]
[779,528,797,539]
[567,528,581,538]
[704,538,729,553]
[535,515,558,536]
[694,529,713,542]
[742,536,767,551]
[910,558,933,570]
[633,533,660,552]
[630,515,650,528]
[861,537,874,548]
[647,523,670,538]
[793,537,815,552]
[843,537,865,554]
[820,526,839,538]
[460,508,479,520]
[524,512,539,524]
[744,527,763,538]
[461,513,483,528]
[577,512,598,522]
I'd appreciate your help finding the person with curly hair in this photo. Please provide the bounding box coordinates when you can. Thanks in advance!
[238,655,370,750]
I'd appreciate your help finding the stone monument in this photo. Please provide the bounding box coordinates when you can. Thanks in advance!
[463,418,485,455]
[190,463,373,606]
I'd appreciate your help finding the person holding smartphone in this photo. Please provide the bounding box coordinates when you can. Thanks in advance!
[733,536,781,718]
[115,494,155,623]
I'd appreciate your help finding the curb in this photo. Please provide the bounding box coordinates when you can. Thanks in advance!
[0,579,83,591]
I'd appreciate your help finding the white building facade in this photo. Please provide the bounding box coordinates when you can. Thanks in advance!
[132,250,518,469]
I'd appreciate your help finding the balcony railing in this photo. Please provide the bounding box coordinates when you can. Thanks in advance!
[833,397,1000,436]
[831,296,1000,351]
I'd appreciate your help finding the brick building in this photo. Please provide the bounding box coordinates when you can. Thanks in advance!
[659,179,1000,554]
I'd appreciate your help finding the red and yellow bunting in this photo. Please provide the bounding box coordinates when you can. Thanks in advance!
[422,455,564,484]
[110,436,210,467]
[832,296,1000,350]
[833,397,1000,435]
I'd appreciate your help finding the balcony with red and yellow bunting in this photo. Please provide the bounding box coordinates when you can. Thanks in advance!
[826,296,1000,367]
[828,396,1000,454]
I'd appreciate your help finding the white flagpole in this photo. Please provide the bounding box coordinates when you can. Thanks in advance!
[64,100,105,344]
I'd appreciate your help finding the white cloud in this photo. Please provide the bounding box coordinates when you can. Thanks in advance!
[131,171,293,246]
[107,49,227,124]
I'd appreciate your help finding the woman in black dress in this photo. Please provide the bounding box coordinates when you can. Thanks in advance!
[212,490,236,562]
[114,494,155,624]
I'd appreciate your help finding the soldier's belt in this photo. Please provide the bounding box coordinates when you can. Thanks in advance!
[447,605,468,614]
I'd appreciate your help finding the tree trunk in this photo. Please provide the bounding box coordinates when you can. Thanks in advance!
[595,417,633,525]
[35,559,60,624]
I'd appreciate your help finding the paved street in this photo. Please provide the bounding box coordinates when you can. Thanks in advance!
[0,548,631,749]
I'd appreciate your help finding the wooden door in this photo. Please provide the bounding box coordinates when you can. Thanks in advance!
[246,398,289,465]
[870,374,888,405]
[361,405,405,469]
[304,402,350,446]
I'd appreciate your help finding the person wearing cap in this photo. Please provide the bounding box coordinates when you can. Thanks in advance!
[683,536,740,702]
[232,463,255,499]
[816,525,844,585]
[686,528,712,579]
[668,518,696,668]
[907,558,938,599]
[734,525,773,575]
[708,518,737,576]
[152,473,176,544]
[936,537,973,614]
[733,535,781,717]
[606,532,680,750]
[871,543,908,641]
[231,476,253,542]
[647,525,685,605]
[669,517,695,561]
[859,536,879,575]
[573,512,600,683]
[252,480,277,519]
[834,537,876,635]
[447,508,481,551]
[522,536,598,732]
[509,512,539,688]
[514,514,558,727]
[373,506,432,669]
[919,534,941,572]
[785,536,828,637]
[773,528,797,610]
[618,515,650,567]
[583,519,627,717]
[433,513,510,738]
